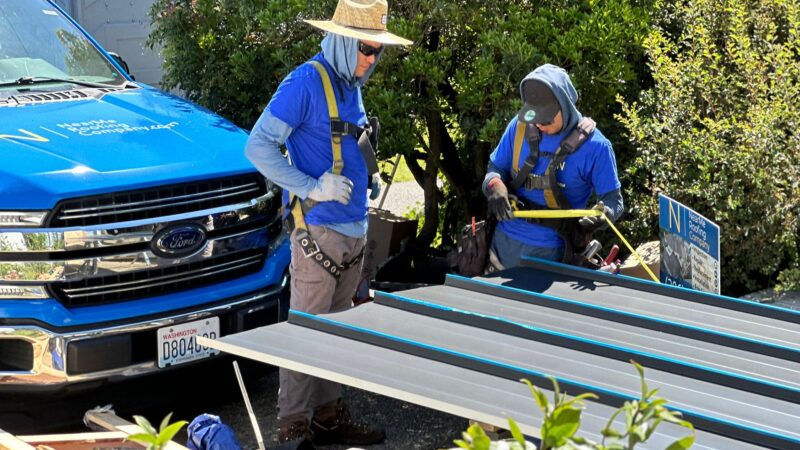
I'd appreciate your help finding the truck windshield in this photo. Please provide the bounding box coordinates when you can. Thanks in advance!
[0,0,125,91]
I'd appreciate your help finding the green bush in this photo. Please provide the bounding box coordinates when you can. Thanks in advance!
[619,0,800,293]
[149,0,655,248]
[148,0,329,128]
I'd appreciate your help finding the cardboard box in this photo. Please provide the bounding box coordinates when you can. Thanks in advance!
[619,240,661,281]
[362,207,418,281]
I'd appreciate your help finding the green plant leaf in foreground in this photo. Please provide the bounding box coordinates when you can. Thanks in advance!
[126,433,158,446]
[157,420,189,446]
[127,413,187,450]
[454,423,491,450]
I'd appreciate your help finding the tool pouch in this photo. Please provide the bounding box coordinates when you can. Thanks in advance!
[453,217,496,277]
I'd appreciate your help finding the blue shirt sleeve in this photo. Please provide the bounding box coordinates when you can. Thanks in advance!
[244,110,318,199]
[482,118,518,194]
[265,65,312,129]
[586,138,622,197]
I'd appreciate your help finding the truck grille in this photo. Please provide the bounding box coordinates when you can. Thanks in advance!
[49,250,266,307]
[48,173,267,227]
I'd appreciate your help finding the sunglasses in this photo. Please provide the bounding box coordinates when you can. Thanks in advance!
[358,41,383,57]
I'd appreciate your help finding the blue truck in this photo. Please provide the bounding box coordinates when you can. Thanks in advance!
[0,0,290,392]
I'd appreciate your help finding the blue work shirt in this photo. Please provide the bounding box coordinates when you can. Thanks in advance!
[266,53,369,229]
[488,116,621,248]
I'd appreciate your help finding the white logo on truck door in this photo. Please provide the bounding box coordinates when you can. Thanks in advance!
[0,129,50,143]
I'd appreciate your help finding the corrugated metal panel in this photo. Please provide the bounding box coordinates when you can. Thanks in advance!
[201,259,800,449]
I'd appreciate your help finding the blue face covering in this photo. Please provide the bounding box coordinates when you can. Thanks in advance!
[321,33,383,88]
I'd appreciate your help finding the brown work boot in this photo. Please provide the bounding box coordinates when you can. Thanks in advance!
[277,415,313,445]
[310,399,385,445]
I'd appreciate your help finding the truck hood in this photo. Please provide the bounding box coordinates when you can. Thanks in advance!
[0,85,254,210]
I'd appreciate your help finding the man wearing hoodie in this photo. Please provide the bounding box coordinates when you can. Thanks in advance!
[244,0,411,446]
[483,64,624,268]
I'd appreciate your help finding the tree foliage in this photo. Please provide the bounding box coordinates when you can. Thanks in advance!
[149,0,655,248]
[619,0,800,293]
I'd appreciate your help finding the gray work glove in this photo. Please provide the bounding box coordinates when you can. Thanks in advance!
[486,177,513,221]
[369,173,381,201]
[308,172,353,205]
[579,201,612,231]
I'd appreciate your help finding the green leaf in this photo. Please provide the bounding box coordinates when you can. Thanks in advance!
[631,360,648,399]
[453,439,471,449]
[127,432,158,445]
[665,434,696,450]
[601,426,623,438]
[133,415,157,436]
[561,392,599,409]
[544,407,582,446]
[522,379,550,413]
[156,420,188,445]
[159,412,173,433]
[508,417,526,445]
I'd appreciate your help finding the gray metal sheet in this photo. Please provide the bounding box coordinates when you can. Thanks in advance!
[200,324,761,450]
[388,285,800,391]
[317,302,800,443]
[469,269,800,354]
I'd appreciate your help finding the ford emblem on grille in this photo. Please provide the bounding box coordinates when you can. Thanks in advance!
[151,224,207,258]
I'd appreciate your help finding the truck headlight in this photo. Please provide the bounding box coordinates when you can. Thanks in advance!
[0,212,48,228]
[0,285,48,299]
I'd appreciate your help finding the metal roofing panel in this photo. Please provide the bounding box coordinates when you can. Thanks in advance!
[456,273,800,362]
[293,303,799,447]
[200,323,760,450]
[382,285,800,398]
[198,258,800,449]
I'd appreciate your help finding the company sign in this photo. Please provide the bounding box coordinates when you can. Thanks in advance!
[658,194,721,293]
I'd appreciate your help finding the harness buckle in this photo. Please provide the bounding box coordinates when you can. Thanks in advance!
[330,119,363,138]
[330,119,347,136]
[297,232,321,258]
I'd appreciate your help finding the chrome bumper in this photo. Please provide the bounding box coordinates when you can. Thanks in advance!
[0,275,287,388]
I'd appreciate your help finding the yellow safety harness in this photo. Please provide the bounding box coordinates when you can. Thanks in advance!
[288,61,362,280]
[511,118,595,210]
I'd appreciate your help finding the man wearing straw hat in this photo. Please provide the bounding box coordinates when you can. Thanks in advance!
[244,0,411,446]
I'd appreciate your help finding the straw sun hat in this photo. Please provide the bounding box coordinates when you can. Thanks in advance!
[304,0,413,46]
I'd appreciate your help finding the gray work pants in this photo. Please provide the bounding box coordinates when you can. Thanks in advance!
[277,224,366,420]
[490,226,564,268]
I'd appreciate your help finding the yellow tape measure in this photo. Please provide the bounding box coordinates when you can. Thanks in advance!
[511,209,659,282]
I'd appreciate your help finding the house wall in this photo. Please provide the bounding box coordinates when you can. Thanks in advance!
[61,0,165,87]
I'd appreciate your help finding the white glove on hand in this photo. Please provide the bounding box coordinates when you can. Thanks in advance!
[307,172,353,205]
[369,173,381,201]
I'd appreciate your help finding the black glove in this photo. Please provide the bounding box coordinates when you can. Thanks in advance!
[579,201,612,231]
[486,178,513,221]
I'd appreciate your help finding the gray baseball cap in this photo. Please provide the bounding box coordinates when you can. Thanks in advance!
[517,79,560,125]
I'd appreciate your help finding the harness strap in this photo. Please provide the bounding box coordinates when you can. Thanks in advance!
[510,123,541,191]
[510,117,596,209]
[543,117,596,209]
[288,61,364,280]
[310,61,344,175]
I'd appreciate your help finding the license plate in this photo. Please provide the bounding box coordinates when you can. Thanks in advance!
[157,317,220,368]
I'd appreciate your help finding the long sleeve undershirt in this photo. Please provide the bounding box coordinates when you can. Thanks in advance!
[245,110,368,238]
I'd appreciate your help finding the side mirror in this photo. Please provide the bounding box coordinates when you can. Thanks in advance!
[108,52,135,81]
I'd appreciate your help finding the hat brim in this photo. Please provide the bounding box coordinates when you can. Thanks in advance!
[304,19,413,46]
[518,103,559,125]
